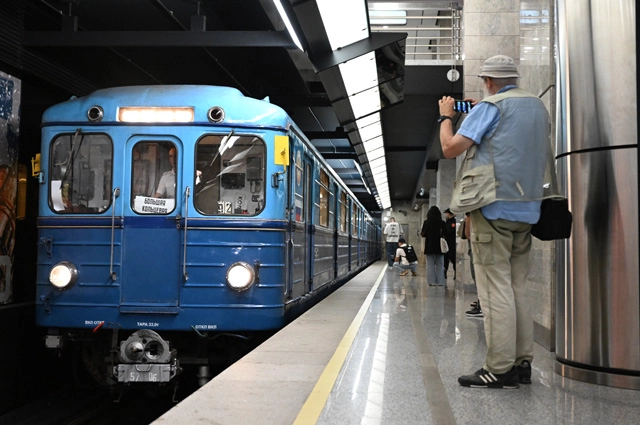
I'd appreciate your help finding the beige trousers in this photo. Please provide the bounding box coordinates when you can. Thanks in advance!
[469,210,534,374]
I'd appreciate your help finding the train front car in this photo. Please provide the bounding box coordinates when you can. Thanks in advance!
[35,86,293,390]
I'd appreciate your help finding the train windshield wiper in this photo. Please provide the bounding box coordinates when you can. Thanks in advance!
[60,128,85,193]
[217,129,235,158]
[196,130,235,191]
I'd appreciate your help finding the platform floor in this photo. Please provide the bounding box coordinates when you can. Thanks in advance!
[153,261,640,425]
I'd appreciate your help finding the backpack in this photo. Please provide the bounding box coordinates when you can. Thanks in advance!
[402,245,418,263]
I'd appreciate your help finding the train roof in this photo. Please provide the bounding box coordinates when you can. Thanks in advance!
[42,85,290,128]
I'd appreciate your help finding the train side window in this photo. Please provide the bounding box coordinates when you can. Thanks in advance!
[318,169,330,227]
[352,204,359,236]
[293,151,304,222]
[194,134,265,216]
[49,133,112,214]
[328,182,335,230]
[339,192,347,232]
[130,142,176,215]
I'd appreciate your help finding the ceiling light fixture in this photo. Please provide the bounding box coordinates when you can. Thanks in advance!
[316,0,394,210]
[273,0,304,51]
[369,10,407,26]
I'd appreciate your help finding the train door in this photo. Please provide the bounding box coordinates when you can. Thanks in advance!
[352,203,359,269]
[289,147,312,299]
[305,161,314,289]
[120,139,182,313]
[332,182,339,278]
[350,200,357,270]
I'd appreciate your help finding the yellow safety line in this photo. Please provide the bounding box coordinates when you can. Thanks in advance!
[293,266,386,425]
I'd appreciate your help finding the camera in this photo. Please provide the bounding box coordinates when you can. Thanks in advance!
[453,100,473,114]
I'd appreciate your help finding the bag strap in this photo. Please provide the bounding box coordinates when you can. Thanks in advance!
[542,137,563,199]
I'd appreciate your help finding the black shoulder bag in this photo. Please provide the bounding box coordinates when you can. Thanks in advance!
[530,143,572,241]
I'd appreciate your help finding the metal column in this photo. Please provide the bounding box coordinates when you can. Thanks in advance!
[554,0,639,389]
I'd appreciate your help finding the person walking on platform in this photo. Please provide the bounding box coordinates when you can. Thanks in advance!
[393,238,419,276]
[420,206,446,286]
[443,208,457,279]
[383,217,402,269]
[438,55,550,389]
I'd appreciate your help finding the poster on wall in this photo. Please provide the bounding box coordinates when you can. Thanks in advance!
[0,70,20,304]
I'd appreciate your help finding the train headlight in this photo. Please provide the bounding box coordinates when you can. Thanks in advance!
[207,106,225,123]
[87,105,104,122]
[49,262,78,290]
[226,262,255,292]
[117,107,194,123]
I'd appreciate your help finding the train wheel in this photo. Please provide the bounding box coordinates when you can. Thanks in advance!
[80,340,115,387]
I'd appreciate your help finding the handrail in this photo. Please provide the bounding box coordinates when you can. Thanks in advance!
[539,84,555,98]
[109,187,120,281]
[182,187,190,281]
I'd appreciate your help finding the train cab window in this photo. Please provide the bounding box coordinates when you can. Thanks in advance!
[130,142,177,215]
[49,133,112,213]
[318,170,330,227]
[194,134,265,215]
[339,192,347,232]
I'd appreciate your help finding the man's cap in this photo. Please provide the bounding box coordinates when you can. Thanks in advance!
[478,55,520,78]
[398,238,406,243]
[444,208,453,214]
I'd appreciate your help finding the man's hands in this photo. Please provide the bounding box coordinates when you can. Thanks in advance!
[439,96,456,118]
[438,96,476,158]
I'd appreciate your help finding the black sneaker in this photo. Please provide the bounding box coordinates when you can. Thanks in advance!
[465,307,484,318]
[516,360,532,384]
[458,367,519,389]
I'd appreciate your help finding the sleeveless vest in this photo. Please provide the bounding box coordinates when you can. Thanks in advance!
[450,88,551,213]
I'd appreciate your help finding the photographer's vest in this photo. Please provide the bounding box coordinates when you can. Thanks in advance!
[465,89,550,205]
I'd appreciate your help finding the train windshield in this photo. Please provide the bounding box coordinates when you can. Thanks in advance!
[49,132,113,213]
[194,134,265,216]
[130,142,177,215]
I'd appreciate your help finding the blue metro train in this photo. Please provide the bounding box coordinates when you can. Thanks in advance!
[34,85,381,389]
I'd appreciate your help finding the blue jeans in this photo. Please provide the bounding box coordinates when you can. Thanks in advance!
[386,242,398,266]
[393,261,417,274]
[426,254,445,285]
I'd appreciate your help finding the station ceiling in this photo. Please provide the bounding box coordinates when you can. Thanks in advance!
[14,0,464,216]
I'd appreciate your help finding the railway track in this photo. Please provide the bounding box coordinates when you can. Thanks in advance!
[0,383,195,425]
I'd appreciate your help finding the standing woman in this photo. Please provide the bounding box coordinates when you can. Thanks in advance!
[421,206,446,286]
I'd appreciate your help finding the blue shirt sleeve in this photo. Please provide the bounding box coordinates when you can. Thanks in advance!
[456,102,501,144]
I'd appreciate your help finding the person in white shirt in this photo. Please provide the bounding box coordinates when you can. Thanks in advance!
[154,147,177,199]
[383,217,402,268]
[393,238,418,276]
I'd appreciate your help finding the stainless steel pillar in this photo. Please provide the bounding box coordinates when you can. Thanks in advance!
[554,0,639,389]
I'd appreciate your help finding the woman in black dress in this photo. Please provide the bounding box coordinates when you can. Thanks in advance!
[420,206,447,286]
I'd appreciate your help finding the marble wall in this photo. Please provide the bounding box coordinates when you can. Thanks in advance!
[518,0,556,350]
[435,158,456,210]
[462,0,520,101]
